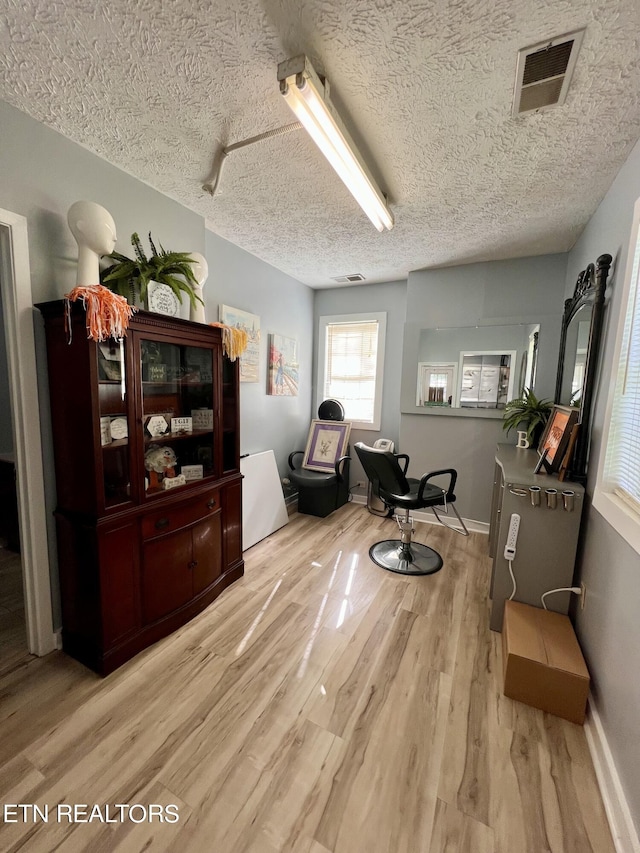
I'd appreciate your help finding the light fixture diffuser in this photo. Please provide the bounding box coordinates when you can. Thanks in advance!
[278,55,393,231]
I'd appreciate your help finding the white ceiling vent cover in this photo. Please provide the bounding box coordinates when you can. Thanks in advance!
[331,273,366,283]
[513,29,585,117]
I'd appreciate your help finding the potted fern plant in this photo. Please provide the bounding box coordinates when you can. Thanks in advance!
[502,388,552,448]
[100,232,202,310]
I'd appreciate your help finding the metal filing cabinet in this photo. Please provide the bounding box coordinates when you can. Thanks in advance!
[489,444,585,632]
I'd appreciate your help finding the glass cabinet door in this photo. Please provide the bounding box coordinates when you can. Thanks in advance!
[97,339,131,508]
[222,356,239,474]
[139,338,215,496]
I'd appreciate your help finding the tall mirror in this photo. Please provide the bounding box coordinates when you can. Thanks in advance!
[555,253,612,481]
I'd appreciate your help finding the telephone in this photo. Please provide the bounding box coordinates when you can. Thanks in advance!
[373,438,394,453]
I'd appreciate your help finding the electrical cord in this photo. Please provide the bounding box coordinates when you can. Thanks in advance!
[507,558,517,601]
[541,586,582,610]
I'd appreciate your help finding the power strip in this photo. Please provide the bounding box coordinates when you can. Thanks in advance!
[504,513,520,560]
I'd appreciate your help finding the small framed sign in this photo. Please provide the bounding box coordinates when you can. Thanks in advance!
[148,364,167,382]
[191,409,213,430]
[171,417,192,435]
[181,464,204,481]
[100,417,112,446]
[145,415,170,437]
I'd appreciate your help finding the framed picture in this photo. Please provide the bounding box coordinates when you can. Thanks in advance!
[537,405,579,472]
[268,333,299,396]
[220,304,261,383]
[302,419,351,473]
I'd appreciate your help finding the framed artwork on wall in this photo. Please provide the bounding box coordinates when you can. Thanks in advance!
[268,334,299,396]
[220,304,261,383]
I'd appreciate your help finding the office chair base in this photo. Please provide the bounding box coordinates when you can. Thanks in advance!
[369,540,443,576]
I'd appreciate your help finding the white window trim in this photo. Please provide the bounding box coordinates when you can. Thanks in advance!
[593,196,640,556]
[317,312,386,431]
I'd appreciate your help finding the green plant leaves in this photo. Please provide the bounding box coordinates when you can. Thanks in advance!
[99,233,203,309]
[502,387,553,443]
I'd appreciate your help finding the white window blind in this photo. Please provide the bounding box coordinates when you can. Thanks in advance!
[605,218,640,512]
[324,320,379,423]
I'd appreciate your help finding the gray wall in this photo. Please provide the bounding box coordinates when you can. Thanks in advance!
[204,230,314,479]
[566,136,640,834]
[400,254,568,522]
[313,281,407,486]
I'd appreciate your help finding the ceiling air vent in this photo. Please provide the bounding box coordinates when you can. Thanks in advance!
[512,29,584,117]
[331,273,366,283]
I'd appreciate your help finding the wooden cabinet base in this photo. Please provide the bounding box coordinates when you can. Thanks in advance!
[62,562,243,676]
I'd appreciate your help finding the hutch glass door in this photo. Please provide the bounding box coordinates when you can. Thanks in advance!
[97,339,131,508]
[139,338,215,496]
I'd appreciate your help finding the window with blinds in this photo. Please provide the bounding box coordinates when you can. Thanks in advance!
[594,196,640,555]
[318,313,386,430]
[604,215,640,511]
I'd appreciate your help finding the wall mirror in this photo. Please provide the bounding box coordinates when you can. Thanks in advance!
[554,253,612,482]
[415,324,538,411]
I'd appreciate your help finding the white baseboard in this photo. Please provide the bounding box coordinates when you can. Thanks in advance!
[350,495,488,535]
[584,696,640,853]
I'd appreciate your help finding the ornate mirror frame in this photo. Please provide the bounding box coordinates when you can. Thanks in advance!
[554,253,612,482]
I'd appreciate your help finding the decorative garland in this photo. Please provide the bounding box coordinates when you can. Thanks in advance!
[64,285,136,343]
[209,322,248,361]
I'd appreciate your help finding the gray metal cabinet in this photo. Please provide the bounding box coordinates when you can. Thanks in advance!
[489,444,585,631]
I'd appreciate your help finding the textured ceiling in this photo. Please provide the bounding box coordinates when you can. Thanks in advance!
[1,0,640,287]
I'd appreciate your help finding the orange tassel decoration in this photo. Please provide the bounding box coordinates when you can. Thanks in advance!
[209,322,249,361]
[64,285,136,343]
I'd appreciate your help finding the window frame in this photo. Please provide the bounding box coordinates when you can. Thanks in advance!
[317,312,387,431]
[593,196,640,555]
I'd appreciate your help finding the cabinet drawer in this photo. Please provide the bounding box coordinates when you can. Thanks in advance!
[142,489,220,540]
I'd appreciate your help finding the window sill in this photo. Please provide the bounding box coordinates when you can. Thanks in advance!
[592,488,640,557]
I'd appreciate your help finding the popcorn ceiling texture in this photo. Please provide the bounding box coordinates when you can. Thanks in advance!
[1,0,639,287]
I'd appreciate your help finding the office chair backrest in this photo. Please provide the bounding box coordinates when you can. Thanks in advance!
[355,442,410,499]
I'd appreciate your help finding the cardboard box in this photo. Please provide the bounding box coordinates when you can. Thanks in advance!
[502,600,590,725]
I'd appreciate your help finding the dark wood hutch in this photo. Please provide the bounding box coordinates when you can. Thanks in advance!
[36,301,243,675]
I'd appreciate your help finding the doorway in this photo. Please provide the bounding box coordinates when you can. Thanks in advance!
[0,209,54,658]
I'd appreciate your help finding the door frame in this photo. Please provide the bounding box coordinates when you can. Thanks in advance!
[0,208,55,655]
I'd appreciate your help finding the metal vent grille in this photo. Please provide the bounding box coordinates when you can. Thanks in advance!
[522,41,574,85]
[331,273,366,283]
[513,30,584,116]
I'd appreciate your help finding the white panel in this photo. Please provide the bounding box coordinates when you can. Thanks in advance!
[241,450,289,550]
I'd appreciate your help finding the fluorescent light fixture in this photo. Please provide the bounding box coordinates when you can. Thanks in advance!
[277,55,393,231]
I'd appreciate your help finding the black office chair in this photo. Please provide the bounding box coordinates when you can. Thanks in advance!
[354,442,469,575]
[288,400,351,518]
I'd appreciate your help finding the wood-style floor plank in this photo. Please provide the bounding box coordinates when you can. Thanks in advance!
[0,504,615,852]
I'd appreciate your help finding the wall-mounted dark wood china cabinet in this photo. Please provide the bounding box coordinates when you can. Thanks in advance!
[36,301,243,675]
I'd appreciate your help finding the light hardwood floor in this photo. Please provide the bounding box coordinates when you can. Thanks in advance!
[0,544,30,677]
[0,504,614,852]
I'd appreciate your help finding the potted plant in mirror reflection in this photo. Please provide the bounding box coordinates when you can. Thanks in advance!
[100,232,202,310]
[502,388,552,449]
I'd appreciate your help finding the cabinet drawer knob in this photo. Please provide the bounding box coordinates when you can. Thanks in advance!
[155,517,170,530]
[188,560,198,569]
[207,498,216,509]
